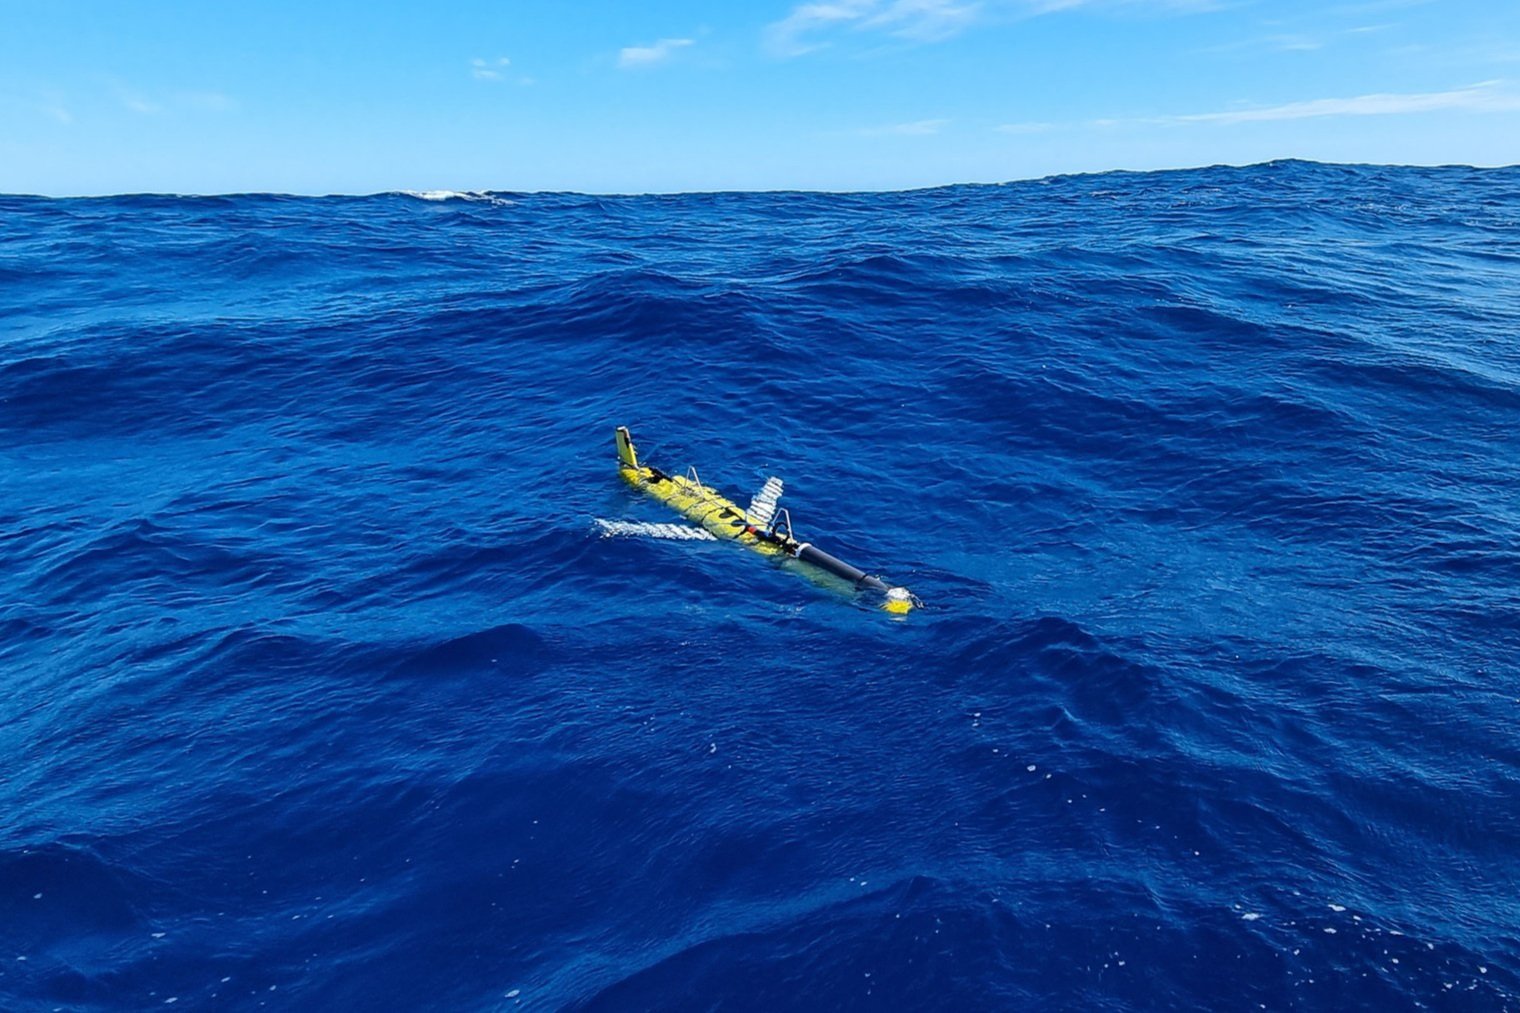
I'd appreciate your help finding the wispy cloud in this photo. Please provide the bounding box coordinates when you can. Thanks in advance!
[857,117,950,135]
[993,80,1520,134]
[1326,0,1433,15]
[471,56,512,81]
[618,37,695,69]
[117,87,162,115]
[106,80,234,116]
[1268,34,1324,52]
[869,0,981,41]
[1200,16,1398,57]
[182,91,235,111]
[765,0,1218,57]
[31,90,73,124]
[766,0,979,56]
[1164,80,1520,125]
[765,1,871,58]
[994,120,1057,134]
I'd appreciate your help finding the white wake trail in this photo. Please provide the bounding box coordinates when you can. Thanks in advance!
[596,519,717,541]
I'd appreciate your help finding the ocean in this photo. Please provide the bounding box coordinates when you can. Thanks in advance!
[2,160,1517,1010]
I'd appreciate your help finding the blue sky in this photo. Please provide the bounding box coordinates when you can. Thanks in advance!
[3,0,1519,194]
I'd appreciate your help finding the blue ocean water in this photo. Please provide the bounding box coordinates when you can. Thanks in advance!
[2,160,1518,1010]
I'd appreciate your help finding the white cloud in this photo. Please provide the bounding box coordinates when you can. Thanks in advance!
[865,0,982,40]
[1269,35,1325,52]
[1165,80,1520,125]
[994,120,1057,133]
[766,0,978,56]
[857,117,950,135]
[1199,19,1399,58]
[765,1,870,57]
[618,37,695,69]
[764,0,1218,56]
[471,56,511,81]
[181,91,235,111]
[119,89,162,115]
[993,80,1520,134]
[105,81,232,116]
[1327,0,1434,15]
[29,91,73,124]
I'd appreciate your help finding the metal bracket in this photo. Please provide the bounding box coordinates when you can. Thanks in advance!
[770,507,796,546]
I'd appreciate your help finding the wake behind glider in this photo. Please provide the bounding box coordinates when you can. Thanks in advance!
[600,427,917,614]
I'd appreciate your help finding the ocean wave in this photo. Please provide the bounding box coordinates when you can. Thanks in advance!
[393,189,515,206]
[3,162,1518,1009]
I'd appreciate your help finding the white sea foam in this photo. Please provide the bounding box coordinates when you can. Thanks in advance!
[596,519,716,541]
[397,189,515,206]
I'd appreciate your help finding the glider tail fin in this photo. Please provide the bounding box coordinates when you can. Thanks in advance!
[615,426,639,470]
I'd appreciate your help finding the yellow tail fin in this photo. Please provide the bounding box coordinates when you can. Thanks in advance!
[615,426,639,469]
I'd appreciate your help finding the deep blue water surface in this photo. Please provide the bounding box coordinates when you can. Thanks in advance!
[3,161,1519,1010]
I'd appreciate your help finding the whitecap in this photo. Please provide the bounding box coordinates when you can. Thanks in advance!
[596,519,716,541]
[402,189,474,201]
[397,189,515,206]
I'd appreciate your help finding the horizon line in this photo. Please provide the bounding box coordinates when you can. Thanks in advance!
[4,157,1517,201]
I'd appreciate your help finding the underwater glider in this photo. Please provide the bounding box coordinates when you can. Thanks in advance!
[603,427,917,614]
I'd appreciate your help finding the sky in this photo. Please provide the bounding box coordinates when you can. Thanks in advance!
[2,0,1519,194]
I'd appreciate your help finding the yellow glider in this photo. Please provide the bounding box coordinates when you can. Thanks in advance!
[614,426,916,614]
